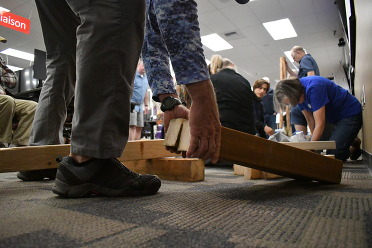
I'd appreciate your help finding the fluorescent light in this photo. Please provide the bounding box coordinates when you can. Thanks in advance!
[201,33,233,52]
[0,48,34,61]
[263,18,297,40]
[0,6,10,13]
[7,65,23,71]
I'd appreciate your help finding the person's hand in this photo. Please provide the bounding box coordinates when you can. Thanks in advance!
[264,125,275,136]
[186,80,221,163]
[144,105,149,115]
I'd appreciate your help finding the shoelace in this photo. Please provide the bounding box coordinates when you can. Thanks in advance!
[111,158,141,178]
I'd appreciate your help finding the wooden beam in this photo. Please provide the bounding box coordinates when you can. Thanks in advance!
[125,158,204,182]
[0,140,175,173]
[234,165,281,180]
[219,127,343,184]
[280,56,287,80]
[280,141,336,150]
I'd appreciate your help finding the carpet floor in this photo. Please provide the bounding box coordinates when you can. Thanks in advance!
[0,159,371,248]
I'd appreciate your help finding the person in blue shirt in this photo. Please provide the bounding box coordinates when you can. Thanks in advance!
[274,76,362,161]
[285,46,320,134]
[129,59,149,140]
[286,46,320,79]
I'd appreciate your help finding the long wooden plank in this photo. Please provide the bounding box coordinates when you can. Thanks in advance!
[125,158,204,182]
[219,127,343,184]
[0,140,175,173]
[280,141,336,150]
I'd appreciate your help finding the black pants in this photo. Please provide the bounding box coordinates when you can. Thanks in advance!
[30,0,145,158]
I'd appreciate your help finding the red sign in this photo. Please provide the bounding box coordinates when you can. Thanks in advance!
[0,11,30,34]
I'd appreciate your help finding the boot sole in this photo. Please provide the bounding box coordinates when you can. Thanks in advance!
[53,178,161,198]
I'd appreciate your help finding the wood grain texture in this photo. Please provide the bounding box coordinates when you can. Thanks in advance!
[280,141,336,150]
[125,158,204,182]
[219,127,343,184]
[0,140,175,173]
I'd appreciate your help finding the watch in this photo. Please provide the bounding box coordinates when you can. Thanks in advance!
[160,96,182,112]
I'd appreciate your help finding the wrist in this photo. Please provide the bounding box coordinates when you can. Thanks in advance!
[160,96,182,112]
[185,79,213,101]
[158,93,179,102]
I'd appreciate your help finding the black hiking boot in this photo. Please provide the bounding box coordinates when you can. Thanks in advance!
[52,156,161,198]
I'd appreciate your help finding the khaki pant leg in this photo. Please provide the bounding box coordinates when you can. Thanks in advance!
[0,95,16,144]
[12,99,37,145]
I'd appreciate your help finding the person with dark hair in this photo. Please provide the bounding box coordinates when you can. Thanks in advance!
[274,76,362,161]
[261,77,277,130]
[252,79,275,138]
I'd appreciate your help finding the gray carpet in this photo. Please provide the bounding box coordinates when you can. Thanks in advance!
[0,160,371,248]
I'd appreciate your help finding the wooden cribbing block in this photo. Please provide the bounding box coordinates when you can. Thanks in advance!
[220,127,343,184]
[234,165,281,179]
[125,158,204,182]
[0,140,175,173]
[163,118,190,151]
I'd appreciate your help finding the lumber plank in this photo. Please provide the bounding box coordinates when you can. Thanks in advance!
[233,164,246,176]
[125,158,204,182]
[244,168,262,180]
[280,141,336,150]
[0,140,175,173]
[234,165,280,180]
[280,56,287,80]
[219,127,343,184]
[260,171,282,179]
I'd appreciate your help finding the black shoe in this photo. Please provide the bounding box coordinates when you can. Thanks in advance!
[349,137,362,160]
[17,169,57,181]
[53,156,161,198]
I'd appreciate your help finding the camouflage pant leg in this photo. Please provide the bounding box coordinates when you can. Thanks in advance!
[143,0,209,101]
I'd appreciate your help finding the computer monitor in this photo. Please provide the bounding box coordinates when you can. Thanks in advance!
[19,66,39,93]
[33,49,47,80]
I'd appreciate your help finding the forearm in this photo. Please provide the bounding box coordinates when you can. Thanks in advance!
[286,64,297,76]
[311,125,324,141]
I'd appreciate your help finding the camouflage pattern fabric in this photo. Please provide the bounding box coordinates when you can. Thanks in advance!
[143,0,210,102]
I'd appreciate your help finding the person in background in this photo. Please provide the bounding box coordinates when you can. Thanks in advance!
[129,59,150,141]
[261,77,277,130]
[286,46,320,134]
[274,76,362,161]
[252,79,275,138]
[209,55,255,135]
[142,0,221,161]
[0,55,37,150]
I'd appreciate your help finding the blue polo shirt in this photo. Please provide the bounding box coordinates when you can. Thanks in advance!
[298,76,361,123]
[131,72,149,112]
[298,54,320,78]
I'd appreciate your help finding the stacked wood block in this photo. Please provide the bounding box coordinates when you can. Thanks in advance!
[0,140,205,182]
